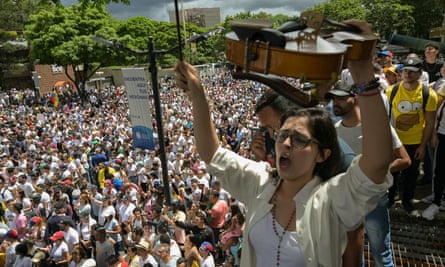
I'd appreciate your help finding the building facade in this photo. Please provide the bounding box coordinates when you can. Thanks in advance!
[168,7,221,28]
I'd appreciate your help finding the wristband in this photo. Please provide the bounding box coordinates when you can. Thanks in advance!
[351,78,381,95]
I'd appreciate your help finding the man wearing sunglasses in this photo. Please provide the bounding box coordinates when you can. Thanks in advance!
[326,80,411,267]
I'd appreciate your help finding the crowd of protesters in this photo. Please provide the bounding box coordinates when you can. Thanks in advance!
[0,43,443,267]
[0,68,266,267]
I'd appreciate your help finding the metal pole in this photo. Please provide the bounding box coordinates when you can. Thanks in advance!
[147,36,171,205]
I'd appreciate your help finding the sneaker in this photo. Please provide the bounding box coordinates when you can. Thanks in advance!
[421,193,434,203]
[422,203,440,220]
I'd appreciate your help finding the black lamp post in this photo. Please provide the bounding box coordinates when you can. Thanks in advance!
[93,27,223,205]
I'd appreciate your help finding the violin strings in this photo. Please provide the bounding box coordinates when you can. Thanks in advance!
[174,0,183,61]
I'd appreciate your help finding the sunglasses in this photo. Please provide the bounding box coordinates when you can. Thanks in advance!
[273,129,319,149]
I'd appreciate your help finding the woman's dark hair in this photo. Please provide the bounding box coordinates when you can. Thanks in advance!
[159,233,170,244]
[133,207,142,215]
[106,254,120,265]
[230,204,245,226]
[280,107,342,181]
[128,245,137,253]
[133,226,143,236]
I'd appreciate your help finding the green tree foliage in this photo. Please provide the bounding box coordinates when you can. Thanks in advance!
[24,4,118,100]
[0,0,51,31]
[362,0,415,39]
[310,0,438,40]
[310,0,366,21]
[402,0,445,39]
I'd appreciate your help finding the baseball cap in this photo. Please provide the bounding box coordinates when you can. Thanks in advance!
[32,251,46,263]
[401,58,423,72]
[4,229,18,239]
[377,50,393,58]
[63,179,72,185]
[29,216,41,227]
[58,219,70,226]
[49,231,64,241]
[325,80,354,99]
[384,66,398,75]
[136,240,150,251]
[200,241,214,252]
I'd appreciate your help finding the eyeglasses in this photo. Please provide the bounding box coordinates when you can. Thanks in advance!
[273,129,319,149]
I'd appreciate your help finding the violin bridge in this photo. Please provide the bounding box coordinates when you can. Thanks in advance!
[294,31,317,49]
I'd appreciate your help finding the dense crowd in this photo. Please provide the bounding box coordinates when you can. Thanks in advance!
[0,68,268,267]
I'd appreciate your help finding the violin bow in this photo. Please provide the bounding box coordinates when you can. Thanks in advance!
[174,0,183,61]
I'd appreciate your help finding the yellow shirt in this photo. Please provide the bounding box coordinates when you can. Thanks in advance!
[98,167,116,189]
[386,82,437,145]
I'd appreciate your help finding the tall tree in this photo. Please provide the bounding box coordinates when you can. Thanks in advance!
[24,4,119,101]
[402,0,445,39]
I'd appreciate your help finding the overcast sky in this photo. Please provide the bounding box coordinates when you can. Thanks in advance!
[62,0,327,22]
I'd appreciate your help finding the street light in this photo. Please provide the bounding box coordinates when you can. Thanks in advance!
[93,27,223,205]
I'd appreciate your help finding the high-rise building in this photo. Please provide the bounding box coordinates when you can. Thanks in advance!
[168,7,221,27]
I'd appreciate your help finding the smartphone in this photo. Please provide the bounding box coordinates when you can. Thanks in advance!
[251,127,275,155]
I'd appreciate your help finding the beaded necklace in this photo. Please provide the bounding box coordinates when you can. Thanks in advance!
[271,194,296,267]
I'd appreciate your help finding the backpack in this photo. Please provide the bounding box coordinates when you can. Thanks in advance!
[388,82,430,119]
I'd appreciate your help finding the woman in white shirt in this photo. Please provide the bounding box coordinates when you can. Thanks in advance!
[45,231,70,267]
[174,36,393,267]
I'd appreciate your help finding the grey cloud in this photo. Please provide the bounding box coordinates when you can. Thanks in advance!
[62,0,327,21]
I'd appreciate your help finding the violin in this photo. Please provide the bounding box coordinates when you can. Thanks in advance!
[225,11,378,106]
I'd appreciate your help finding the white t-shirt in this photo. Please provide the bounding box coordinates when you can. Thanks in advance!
[119,203,135,223]
[63,227,79,253]
[335,121,402,153]
[77,218,96,241]
[50,241,69,262]
[249,212,306,267]
[201,255,216,267]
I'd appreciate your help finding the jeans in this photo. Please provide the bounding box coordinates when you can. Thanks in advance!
[388,144,420,211]
[364,194,394,267]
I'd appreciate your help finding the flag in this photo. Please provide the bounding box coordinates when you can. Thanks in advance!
[49,89,59,108]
